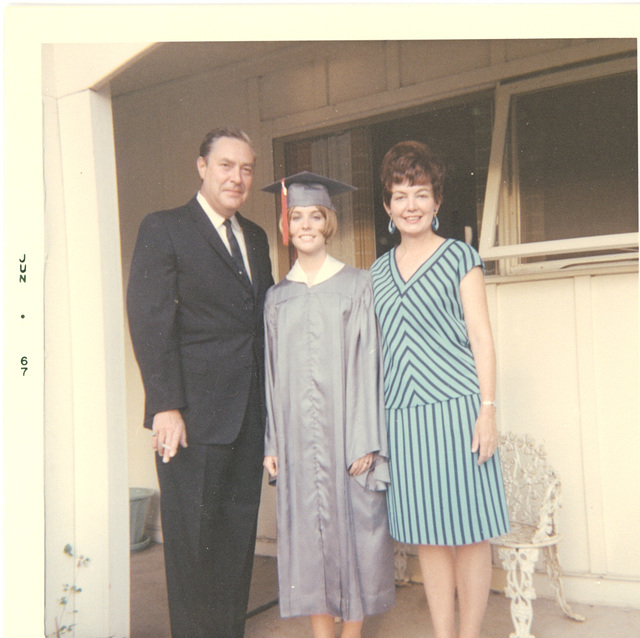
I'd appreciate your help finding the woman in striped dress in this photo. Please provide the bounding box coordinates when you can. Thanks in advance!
[370,141,509,638]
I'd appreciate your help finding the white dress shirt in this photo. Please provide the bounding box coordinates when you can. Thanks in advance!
[197,191,252,281]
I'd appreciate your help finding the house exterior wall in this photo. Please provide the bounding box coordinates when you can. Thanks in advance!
[112,38,639,606]
[487,272,639,603]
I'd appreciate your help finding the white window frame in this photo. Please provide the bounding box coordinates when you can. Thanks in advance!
[478,57,638,273]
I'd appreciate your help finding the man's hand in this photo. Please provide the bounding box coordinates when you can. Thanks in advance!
[152,409,188,463]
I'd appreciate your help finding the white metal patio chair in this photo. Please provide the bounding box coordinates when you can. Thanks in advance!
[491,431,585,638]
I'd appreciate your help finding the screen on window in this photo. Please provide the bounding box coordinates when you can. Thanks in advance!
[513,72,638,247]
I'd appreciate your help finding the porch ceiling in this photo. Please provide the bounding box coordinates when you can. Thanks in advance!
[110,41,292,98]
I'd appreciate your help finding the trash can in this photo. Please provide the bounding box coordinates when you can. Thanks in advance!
[129,487,154,552]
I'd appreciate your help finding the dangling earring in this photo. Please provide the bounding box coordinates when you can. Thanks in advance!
[388,217,396,234]
[432,211,439,232]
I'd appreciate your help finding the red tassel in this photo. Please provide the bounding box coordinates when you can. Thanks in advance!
[280,179,289,246]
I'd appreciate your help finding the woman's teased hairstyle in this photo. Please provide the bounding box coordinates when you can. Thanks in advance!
[380,140,445,206]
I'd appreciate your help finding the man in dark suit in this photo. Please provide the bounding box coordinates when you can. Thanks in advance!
[127,126,274,637]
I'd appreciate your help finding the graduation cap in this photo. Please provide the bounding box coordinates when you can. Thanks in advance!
[262,171,356,245]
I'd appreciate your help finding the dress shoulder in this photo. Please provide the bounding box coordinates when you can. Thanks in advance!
[370,250,392,276]
[443,239,484,278]
[446,238,481,259]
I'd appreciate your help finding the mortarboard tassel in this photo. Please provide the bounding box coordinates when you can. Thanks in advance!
[280,178,289,246]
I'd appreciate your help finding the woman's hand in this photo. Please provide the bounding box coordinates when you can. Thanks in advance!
[461,267,498,466]
[349,453,374,476]
[263,455,278,478]
[471,405,498,465]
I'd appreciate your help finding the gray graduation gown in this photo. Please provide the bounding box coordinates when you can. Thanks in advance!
[264,261,395,621]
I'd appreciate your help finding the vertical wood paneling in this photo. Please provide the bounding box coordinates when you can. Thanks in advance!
[494,277,590,572]
[574,275,608,575]
[493,272,639,580]
[590,274,640,577]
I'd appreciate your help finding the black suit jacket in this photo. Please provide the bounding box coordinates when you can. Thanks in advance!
[127,196,274,444]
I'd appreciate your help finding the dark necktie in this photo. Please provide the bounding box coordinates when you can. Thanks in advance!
[223,218,250,283]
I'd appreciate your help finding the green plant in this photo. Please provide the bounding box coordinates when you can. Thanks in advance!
[51,544,91,637]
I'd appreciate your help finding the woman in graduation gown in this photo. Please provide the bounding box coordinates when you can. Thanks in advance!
[262,172,395,638]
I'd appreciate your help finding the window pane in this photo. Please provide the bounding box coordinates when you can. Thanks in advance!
[514,72,638,245]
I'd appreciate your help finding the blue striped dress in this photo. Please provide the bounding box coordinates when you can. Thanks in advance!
[370,239,509,546]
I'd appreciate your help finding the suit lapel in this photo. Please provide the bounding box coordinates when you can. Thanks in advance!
[189,198,254,293]
[236,213,261,294]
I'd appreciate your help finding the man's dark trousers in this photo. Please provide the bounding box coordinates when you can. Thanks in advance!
[157,372,264,637]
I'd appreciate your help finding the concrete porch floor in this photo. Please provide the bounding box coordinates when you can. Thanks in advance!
[131,543,640,637]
